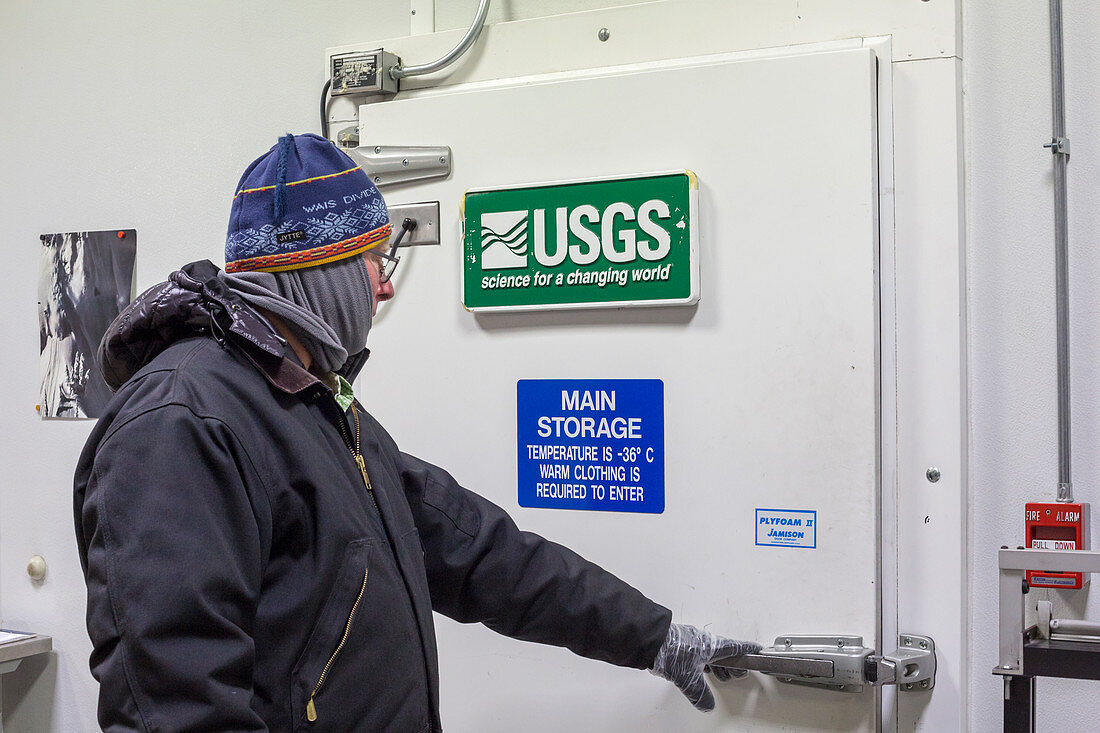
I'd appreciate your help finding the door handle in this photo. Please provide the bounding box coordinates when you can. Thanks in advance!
[711,634,936,693]
[728,653,835,679]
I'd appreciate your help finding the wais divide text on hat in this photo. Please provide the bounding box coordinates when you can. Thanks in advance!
[225,133,392,274]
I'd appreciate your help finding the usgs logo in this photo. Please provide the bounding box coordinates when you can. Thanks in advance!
[480,200,673,271]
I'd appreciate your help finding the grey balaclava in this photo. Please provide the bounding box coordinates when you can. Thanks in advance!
[223,257,373,374]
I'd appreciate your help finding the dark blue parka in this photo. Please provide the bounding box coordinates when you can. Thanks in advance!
[74,261,672,732]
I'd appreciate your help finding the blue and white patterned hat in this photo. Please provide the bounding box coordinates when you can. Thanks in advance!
[225,133,391,273]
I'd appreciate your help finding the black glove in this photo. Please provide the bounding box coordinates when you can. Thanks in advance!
[649,622,761,712]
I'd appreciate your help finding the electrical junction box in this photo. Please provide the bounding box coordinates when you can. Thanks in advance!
[330,49,400,96]
[1025,502,1091,589]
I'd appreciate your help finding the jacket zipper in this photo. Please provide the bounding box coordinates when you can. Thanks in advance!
[332,397,381,517]
[305,567,369,722]
[305,397,381,723]
[320,396,436,728]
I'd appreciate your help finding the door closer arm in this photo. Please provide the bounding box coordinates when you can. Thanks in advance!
[711,634,936,693]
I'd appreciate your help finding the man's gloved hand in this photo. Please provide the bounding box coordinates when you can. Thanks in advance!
[648,622,762,712]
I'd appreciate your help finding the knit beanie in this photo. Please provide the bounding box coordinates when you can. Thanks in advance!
[225,133,390,273]
[222,134,390,372]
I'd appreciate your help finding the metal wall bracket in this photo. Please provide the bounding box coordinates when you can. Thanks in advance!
[344,145,451,188]
[712,634,936,693]
[995,548,1100,676]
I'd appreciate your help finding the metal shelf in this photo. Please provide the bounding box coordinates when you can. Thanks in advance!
[0,635,52,674]
[1023,638,1100,681]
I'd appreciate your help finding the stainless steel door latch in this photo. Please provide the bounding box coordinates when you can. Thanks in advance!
[711,634,936,693]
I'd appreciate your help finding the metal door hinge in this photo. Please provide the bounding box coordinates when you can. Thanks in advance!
[344,145,452,188]
[712,634,936,693]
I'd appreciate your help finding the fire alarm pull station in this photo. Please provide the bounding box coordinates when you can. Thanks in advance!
[1025,502,1091,589]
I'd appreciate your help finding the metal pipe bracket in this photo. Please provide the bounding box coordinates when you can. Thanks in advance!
[1044,136,1071,157]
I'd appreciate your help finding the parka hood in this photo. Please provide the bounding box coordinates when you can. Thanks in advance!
[97,260,289,391]
[98,260,371,393]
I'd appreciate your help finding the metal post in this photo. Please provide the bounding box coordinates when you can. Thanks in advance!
[1047,0,1073,503]
[1004,675,1035,733]
[997,560,1025,672]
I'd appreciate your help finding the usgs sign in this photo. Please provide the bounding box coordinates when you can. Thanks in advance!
[461,171,699,311]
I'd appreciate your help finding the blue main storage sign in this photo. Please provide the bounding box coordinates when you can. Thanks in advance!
[517,379,664,513]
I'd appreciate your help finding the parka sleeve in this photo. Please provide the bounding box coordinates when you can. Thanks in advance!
[77,405,271,732]
[398,452,673,671]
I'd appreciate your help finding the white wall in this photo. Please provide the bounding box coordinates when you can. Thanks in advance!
[965,1,1100,731]
[0,3,408,730]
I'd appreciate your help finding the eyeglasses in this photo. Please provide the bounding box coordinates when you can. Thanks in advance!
[369,218,417,284]
[371,247,400,283]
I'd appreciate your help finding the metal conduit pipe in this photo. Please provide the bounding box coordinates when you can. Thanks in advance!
[1046,0,1074,502]
[390,0,492,80]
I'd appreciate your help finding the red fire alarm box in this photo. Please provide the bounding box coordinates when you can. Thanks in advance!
[1025,502,1091,589]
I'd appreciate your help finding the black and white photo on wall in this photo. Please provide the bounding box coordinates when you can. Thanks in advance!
[39,230,137,418]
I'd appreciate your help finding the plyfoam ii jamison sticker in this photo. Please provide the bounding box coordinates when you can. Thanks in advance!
[755,508,817,549]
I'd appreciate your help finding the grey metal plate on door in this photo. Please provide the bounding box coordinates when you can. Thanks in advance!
[386,201,441,247]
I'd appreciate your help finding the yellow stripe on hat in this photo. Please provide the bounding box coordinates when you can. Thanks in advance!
[234,166,362,198]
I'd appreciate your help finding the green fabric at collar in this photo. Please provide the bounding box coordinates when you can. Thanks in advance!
[333,374,355,412]
[322,373,356,412]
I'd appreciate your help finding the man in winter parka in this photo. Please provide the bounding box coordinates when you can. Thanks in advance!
[74,133,759,732]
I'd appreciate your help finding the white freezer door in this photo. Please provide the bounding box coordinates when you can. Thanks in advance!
[358,45,881,732]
